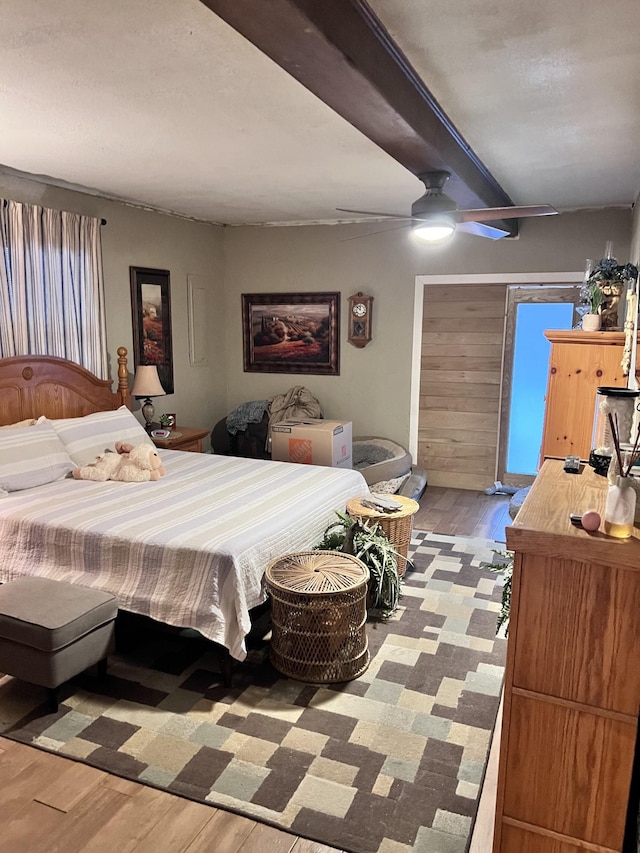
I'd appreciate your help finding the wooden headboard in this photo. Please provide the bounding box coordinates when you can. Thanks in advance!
[0,347,130,426]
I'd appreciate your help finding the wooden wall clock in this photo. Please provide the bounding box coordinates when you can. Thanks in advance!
[347,292,374,348]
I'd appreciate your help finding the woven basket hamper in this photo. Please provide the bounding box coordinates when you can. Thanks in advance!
[346,495,419,577]
[265,551,369,683]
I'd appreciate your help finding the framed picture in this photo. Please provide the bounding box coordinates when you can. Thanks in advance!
[242,292,340,375]
[130,267,174,394]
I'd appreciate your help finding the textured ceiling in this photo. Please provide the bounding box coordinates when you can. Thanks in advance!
[0,0,638,225]
[369,0,640,210]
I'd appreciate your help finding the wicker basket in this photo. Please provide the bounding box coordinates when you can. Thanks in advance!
[265,551,369,683]
[346,495,419,577]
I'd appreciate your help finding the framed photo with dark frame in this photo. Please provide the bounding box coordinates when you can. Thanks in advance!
[130,266,174,394]
[242,292,340,375]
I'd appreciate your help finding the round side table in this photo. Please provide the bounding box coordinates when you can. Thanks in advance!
[265,550,369,684]
[346,494,419,577]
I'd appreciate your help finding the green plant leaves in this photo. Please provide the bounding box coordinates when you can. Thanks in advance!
[315,511,401,618]
[487,549,513,636]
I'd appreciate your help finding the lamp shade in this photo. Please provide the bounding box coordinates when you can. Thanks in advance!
[131,365,166,398]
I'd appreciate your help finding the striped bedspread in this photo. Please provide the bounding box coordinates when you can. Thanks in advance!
[0,451,368,660]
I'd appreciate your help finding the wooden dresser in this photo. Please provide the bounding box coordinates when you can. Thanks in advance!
[493,459,640,852]
[540,330,634,462]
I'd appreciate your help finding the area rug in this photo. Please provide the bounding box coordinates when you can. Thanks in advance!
[0,532,507,853]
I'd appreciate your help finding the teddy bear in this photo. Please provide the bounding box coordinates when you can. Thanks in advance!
[72,443,166,482]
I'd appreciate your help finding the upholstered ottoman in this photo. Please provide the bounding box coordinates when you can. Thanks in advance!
[0,577,117,711]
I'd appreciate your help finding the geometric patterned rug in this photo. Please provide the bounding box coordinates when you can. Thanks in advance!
[0,532,507,853]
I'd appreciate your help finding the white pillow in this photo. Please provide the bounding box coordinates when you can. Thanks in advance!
[0,420,74,492]
[49,406,154,466]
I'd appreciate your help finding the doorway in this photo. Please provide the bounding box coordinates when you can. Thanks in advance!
[497,286,580,485]
[410,273,584,492]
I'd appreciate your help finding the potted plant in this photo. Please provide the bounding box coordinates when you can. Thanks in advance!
[579,279,604,331]
[582,256,638,331]
[315,511,401,618]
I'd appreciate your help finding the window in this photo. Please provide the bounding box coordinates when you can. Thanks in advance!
[0,199,107,377]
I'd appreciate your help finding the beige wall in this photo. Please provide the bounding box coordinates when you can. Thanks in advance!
[222,209,632,450]
[0,173,226,445]
[0,172,633,457]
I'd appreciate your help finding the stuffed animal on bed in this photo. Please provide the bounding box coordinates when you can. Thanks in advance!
[72,443,166,482]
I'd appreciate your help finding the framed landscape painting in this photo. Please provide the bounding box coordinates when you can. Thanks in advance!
[130,266,174,394]
[242,292,340,375]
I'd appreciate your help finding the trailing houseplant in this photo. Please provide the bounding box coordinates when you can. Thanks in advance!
[586,257,638,288]
[315,511,401,618]
[486,549,513,635]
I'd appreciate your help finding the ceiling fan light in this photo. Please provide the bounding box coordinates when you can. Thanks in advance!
[411,217,456,242]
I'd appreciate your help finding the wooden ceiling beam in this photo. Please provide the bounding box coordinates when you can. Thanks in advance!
[198,0,517,234]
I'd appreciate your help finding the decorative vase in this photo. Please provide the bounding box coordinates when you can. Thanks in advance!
[588,449,611,477]
[604,475,636,538]
[581,313,602,332]
[599,281,624,330]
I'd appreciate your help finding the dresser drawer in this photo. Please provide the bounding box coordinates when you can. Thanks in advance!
[502,692,635,849]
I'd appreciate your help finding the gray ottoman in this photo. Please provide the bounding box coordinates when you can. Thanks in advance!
[0,577,117,712]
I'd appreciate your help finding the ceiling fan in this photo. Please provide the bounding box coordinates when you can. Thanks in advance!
[337,170,558,242]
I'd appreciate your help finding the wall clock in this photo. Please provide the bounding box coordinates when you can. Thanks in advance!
[347,292,374,348]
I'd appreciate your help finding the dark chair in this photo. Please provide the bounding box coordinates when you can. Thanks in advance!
[211,412,271,460]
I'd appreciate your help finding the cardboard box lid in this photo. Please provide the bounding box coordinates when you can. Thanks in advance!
[272,419,351,434]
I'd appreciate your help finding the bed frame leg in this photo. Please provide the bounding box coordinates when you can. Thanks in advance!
[47,687,59,714]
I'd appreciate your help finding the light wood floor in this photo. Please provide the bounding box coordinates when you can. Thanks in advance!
[0,486,510,853]
[412,483,511,542]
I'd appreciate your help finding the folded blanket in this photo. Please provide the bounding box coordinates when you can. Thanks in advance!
[269,386,322,426]
[226,400,270,435]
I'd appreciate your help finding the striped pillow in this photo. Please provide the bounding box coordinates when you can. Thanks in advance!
[49,406,154,466]
[0,420,74,492]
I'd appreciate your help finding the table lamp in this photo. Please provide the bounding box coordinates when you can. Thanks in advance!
[131,365,166,432]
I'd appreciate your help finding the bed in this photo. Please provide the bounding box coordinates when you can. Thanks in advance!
[0,349,368,661]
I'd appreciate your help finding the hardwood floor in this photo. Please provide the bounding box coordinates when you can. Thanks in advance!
[0,487,510,853]
[0,737,336,853]
[413,483,511,542]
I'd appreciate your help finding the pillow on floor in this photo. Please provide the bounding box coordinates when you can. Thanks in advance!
[368,472,411,494]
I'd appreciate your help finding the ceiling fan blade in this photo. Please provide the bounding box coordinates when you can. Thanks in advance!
[340,223,411,241]
[458,204,557,223]
[456,221,510,240]
[336,207,411,221]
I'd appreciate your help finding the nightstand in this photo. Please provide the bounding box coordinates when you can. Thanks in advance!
[151,426,209,453]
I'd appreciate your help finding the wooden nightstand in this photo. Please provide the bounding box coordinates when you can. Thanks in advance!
[151,426,209,453]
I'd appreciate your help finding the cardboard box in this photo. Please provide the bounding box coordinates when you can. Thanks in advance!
[271,419,352,468]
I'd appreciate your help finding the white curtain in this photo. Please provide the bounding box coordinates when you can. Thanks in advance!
[0,199,108,378]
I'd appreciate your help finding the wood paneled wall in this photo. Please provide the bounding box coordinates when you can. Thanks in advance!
[418,283,507,491]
